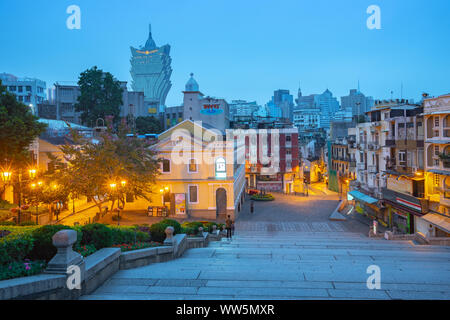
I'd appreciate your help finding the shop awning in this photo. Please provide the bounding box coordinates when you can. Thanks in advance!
[348,190,378,204]
[421,213,450,234]
[428,169,450,177]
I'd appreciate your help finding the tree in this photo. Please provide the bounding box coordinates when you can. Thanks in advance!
[0,80,47,197]
[74,66,123,127]
[53,126,160,213]
[135,116,163,134]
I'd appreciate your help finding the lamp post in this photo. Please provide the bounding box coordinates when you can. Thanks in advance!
[110,183,118,225]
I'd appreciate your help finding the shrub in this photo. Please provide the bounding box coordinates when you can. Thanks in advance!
[0,221,16,226]
[0,260,46,281]
[0,232,34,265]
[149,222,169,243]
[251,194,275,201]
[159,219,181,234]
[108,226,150,244]
[19,221,37,226]
[181,221,204,236]
[75,244,97,257]
[0,230,11,238]
[112,242,161,252]
[80,223,113,249]
[27,225,74,262]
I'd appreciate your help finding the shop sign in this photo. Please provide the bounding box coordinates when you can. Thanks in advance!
[396,197,421,211]
[201,104,223,115]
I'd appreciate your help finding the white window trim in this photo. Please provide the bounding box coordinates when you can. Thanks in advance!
[188,184,199,204]
[161,158,171,174]
[188,158,198,173]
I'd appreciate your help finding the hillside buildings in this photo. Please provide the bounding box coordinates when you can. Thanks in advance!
[330,95,449,237]
[130,25,172,116]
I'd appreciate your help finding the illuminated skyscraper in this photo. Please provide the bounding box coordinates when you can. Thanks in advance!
[130,24,172,115]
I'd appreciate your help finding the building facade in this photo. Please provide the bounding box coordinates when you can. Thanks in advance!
[0,73,46,116]
[182,74,230,132]
[150,120,246,220]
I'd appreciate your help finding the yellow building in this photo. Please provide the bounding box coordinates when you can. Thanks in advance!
[149,120,246,220]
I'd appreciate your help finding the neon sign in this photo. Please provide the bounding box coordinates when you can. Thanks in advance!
[200,104,223,115]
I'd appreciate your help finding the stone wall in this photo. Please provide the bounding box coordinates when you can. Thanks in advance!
[0,229,224,300]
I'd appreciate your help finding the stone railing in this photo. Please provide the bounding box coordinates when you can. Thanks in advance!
[384,231,450,246]
[0,226,226,300]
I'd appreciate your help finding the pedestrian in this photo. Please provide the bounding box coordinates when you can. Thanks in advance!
[250,200,254,214]
[225,215,233,240]
[231,220,235,236]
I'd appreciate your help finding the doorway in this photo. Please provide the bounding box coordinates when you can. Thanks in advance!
[216,188,227,217]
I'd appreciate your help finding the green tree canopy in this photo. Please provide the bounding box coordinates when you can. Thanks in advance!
[135,116,163,134]
[0,80,47,169]
[50,127,161,213]
[75,66,123,127]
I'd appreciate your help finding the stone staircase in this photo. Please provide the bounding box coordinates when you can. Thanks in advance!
[81,231,450,300]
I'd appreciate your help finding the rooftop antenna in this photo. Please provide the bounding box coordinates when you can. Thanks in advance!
[390,90,394,100]
[400,82,403,100]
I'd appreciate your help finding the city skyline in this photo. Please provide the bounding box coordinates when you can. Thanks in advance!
[0,0,449,107]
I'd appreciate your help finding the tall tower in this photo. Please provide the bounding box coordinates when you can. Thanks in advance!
[130,24,172,115]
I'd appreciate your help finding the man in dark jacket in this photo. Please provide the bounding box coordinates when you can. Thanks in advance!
[225,215,233,240]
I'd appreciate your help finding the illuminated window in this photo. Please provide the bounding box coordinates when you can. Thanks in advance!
[434,174,440,186]
[188,185,198,203]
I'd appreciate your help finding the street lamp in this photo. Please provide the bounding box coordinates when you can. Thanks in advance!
[1,171,12,183]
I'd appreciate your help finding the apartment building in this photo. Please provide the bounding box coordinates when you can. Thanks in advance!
[421,94,450,237]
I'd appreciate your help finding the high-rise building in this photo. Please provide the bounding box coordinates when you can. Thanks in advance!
[228,100,260,122]
[130,24,172,116]
[267,89,294,121]
[296,88,340,129]
[341,89,375,116]
[0,73,46,116]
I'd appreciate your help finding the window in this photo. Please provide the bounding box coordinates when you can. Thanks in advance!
[286,149,291,155]
[18,96,23,102]
[434,146,440,156]
[18,86,23,93]
[9,86,16,91]
[162,159,170,173]
[26,86,31,92]
[286,135,291,142]
[188,185,198,203]
[25,96,30,102]
[188,158,197,173]
[399,150,406,166]
[434,116,440,127]
[434,174,440,186]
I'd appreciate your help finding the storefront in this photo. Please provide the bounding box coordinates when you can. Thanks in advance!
[382,188,426,234]
[348,190,388,226]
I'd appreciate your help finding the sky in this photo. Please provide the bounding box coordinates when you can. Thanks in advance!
[0,0,449,107]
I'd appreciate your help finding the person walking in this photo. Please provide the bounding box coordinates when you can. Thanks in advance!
[250,200,254,214]
[225,215,233,240]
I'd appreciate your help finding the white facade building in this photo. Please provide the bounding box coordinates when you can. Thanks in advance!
[0,73,46,115]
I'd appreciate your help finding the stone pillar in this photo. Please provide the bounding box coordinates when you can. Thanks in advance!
[46,230,84,273]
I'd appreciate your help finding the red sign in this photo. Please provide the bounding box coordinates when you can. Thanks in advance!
[203,104,220,110]
[396,197,421,211]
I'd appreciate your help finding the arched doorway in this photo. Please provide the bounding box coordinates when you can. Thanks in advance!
[216,188,227,217]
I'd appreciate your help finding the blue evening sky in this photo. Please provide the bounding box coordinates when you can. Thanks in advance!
[0,0,449,106]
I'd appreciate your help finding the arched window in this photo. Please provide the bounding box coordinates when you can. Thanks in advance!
[215,157,226,178]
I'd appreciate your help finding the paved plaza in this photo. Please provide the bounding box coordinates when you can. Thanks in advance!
[81,189,450,300]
